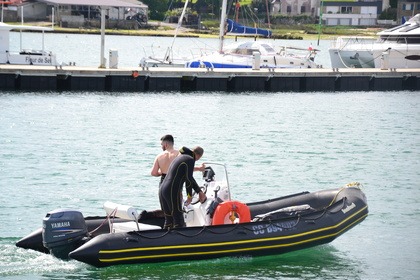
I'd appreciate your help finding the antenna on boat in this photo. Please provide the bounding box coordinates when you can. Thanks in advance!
[52,7,55,29]
[1,2,4,22]
[20,5,23,51]
[317,0,324,46]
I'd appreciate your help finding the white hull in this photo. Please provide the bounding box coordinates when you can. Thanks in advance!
[372,45,420,69]
[186,52,315,69]
[329,14,420,69]
[0,51,57,66]
[186,41,319,69]
[142,56,186,68]
[329,40,420,69]
[329,37,375,68]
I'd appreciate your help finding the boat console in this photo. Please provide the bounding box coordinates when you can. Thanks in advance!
[184,163,232,226]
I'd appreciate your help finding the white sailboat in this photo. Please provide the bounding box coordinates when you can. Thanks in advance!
[141,0,192,67]
[185,0,319,69]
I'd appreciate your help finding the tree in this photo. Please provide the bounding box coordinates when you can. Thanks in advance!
[141,0,223,21]
[141,0,170,20]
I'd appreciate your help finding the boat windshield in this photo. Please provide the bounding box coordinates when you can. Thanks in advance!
[224,43,276,55]
[225,47,259,55]
[260,43,276,54]
[379,35,420,44]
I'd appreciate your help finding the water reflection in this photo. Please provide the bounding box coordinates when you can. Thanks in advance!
[53,245,365,280]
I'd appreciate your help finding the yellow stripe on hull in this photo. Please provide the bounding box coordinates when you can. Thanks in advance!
[98,206,368,263]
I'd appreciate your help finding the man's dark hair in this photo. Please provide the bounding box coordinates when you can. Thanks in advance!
[193,146,204,157]
[161,134,174,144]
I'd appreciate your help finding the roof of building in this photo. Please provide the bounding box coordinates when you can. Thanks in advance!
[38,0,147,8]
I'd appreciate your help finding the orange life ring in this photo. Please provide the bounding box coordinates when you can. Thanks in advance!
[212,200,251,225]
[132,71,139,78]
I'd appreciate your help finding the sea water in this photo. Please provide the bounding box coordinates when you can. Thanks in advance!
[0,91,419,279]
[1,33,419,279]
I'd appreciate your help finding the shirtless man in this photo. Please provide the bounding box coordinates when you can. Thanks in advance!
[150,134,179,185]
[159,146,207,228]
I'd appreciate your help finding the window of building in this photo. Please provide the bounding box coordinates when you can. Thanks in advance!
[301,6,306,13]
[341,6,353,14]
[287,6,291,13]
[402,4,413,11]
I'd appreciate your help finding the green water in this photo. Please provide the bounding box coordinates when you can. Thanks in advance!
[0,91,419,279]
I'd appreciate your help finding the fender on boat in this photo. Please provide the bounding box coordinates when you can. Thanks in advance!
[212,200,251,225]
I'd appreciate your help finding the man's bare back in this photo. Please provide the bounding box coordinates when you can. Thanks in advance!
[153,148,180,175]
[151,134,205,180]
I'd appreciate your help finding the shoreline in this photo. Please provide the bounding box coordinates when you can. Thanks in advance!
[10,21,380,41]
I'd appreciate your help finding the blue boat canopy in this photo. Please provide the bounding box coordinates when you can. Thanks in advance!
[226,19,272,38]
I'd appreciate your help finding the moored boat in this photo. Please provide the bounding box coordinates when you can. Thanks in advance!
[185,0,319,69]
[329,14,420,69]
[328,36,376,68]
[0,22,57,66]
[372,14,420,69]
[16,163,368,267]
[185,40,318,69]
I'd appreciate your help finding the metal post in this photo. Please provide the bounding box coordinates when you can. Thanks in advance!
[99,7,106,68]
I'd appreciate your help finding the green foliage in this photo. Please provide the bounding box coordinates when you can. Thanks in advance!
[239,0,253,5]
[270,14,316,25]
[379,7,397,20]
[389,0,398,8]
[165,7,198,17]
[200,20,220,28]
[142,0,170,20]
[143,0,223,20]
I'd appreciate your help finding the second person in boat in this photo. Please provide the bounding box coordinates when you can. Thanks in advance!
[159,146,207,229]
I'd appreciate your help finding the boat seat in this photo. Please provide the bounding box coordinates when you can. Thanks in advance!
[111,221,161,233]
[103,201,139,221]
[103,201,161,232]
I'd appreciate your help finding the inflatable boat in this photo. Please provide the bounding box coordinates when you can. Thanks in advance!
[16,163,368,267]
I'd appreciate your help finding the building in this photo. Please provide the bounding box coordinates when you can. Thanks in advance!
[0,0,148,29]
[270,0,393,26]
[320,0,383,26]
[1,0,48,22]
[397,0,420,23]
[271,0,317,16]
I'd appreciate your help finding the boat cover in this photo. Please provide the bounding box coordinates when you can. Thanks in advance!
[226,19,272,38]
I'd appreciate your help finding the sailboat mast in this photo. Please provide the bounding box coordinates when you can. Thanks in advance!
[171,0,189,48]
[265,0,271,29]
[218,0,228,53]
[165,0,189,63]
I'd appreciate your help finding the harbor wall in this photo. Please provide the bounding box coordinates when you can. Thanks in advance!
[0,66,418,92]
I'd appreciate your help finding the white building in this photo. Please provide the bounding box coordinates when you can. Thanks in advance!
[320,0,383,26]
[270,0,386,26]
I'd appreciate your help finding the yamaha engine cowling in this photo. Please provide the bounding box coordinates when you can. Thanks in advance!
[42,209,88,259]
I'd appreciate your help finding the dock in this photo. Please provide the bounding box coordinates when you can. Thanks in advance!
[0,65,419,92]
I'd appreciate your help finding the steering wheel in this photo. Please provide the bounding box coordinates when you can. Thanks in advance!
[190,185,207,205]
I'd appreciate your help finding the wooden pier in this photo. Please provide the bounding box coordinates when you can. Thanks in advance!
[0,65,419,92]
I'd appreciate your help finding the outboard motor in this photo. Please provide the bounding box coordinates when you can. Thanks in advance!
[42,209,89,259]
[203,166,215,182]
